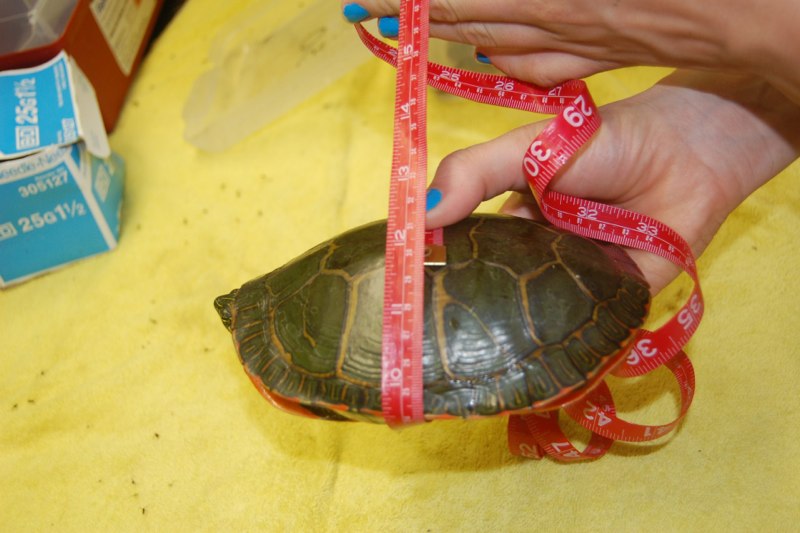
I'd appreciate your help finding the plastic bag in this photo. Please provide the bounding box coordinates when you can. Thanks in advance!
[182,0,372,152]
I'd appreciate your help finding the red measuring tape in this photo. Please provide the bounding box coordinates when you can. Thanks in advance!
[379,0,432,426]
[360,2,703,460]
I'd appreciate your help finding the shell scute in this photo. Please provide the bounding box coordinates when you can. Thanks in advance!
[526,263,596,344]
[273,273,347,375]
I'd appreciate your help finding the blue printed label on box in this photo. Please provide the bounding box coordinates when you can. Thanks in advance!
[0,51,121,287]
[0,144,124,287]
[0,51,110,160]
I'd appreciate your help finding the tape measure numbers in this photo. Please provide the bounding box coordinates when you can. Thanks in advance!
[380,0,431,426]
[360,3,703,459]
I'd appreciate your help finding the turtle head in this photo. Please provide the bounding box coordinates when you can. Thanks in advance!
[214,289,239,331]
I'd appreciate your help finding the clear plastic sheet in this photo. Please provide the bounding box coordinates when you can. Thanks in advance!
[182,0,372,151]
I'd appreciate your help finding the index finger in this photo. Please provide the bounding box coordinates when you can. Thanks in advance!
[341,1,524,23]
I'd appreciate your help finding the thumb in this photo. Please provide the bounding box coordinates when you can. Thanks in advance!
[425,121,547,228]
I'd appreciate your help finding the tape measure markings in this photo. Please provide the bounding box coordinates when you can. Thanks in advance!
[358,8,704,459]
[380,0,430,426]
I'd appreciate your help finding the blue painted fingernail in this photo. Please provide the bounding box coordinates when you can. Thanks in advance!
[343,3,370,22]
[426,188,442,211]
[378,16,399,38]
[475,52,491,64]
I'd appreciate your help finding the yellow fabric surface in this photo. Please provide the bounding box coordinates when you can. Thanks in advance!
[3,0,800,530]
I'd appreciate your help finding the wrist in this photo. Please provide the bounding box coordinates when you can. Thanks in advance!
[656,70,800,216]
[728,5,800,106]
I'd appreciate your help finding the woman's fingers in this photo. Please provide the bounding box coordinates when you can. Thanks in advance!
[342,1,517,23]
[425,122,547,228]
[478,49,621,88]
[424,104,632,230]
[497,192,546,222]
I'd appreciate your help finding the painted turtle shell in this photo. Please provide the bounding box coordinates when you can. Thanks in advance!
[215,214,650,422]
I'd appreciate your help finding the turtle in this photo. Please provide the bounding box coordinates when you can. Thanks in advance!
[214,213,650,422]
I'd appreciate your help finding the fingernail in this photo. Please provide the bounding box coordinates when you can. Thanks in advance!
[378,16,399,38]
[426,188,442,211]
[343,3,370,23]
[475,52,491,64]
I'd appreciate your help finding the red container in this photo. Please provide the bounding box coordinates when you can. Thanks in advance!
[0,0,164,131]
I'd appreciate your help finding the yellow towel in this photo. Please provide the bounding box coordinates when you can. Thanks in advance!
[2,0,799,530]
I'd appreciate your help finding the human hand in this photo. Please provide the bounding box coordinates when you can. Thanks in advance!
[423,70,800,293]
[342,1,800,104]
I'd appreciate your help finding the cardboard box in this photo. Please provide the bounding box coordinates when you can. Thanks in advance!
[0,0,164,131]
[0,144,124,287]
[0,52,124,287]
